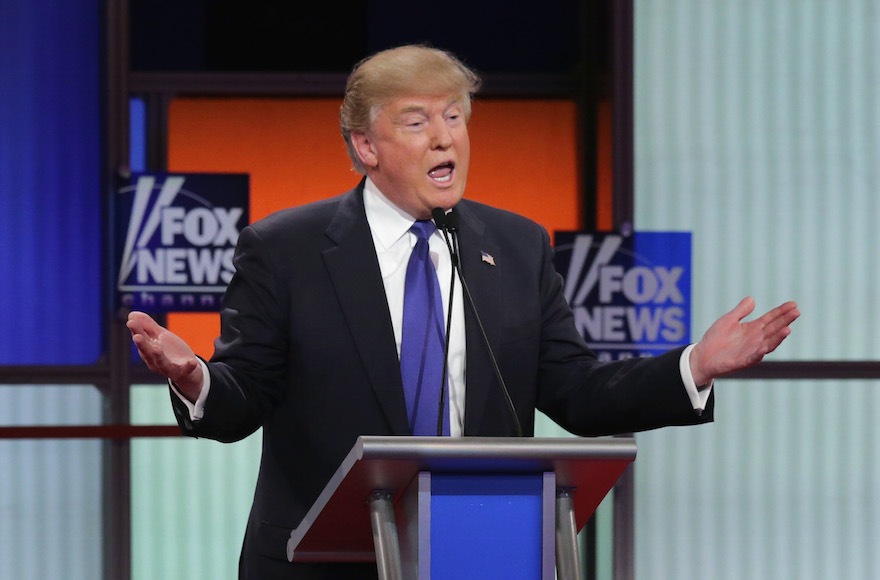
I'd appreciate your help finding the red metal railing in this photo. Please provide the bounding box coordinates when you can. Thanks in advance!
[0,425,181,439]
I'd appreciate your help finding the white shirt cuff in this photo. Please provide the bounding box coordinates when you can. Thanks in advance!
[169,358,211,421]
[680,344,713,414]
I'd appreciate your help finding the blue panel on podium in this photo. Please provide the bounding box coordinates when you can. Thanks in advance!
[431,474,543,579]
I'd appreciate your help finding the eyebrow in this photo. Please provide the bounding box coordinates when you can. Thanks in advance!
[399,104,428,115]
[398,98,463,116]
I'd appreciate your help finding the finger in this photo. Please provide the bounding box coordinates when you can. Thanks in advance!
[125,312,144,334]
[759,301,799,322]
[127,311,160,338]
[129,333,147,358]
[130,333,161,370]
[762,325,793,354]
[131,332,162,359]
[154,353,198,383]
[761,305,799,349]
[728,296,756,322]
[760,303,801,335]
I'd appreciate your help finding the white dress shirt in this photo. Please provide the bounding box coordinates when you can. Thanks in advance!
[362,178,467,436]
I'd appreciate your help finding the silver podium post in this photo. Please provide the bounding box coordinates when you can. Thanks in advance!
[368,491,403,580]
[556,487,582,580]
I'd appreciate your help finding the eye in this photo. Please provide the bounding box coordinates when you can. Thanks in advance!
[445,108,464,124]
[400,114,427,130]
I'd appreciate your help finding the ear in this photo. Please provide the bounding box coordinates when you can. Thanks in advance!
[351,132,379,169]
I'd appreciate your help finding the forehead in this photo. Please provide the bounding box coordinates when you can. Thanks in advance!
[381,94,463,116]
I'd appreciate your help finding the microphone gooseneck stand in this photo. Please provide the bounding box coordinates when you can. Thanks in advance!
[431,208,523,437]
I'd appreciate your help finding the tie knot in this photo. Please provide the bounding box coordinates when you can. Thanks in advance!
[410,220,436,240]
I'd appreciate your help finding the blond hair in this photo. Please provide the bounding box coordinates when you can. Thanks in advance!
[340,45,481,173]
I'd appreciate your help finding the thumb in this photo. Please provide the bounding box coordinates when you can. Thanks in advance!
[728,296,756,323]
[127,310,162,338]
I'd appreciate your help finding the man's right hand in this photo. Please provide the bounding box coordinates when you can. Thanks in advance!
[126,311,204,402]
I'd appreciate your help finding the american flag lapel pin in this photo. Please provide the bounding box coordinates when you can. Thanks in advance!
[481,251,496,266]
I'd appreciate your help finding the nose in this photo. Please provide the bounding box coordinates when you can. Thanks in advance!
[430,119,453,150]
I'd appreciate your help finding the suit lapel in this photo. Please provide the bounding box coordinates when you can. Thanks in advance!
[321,185,410,435]
[454,203,503,435]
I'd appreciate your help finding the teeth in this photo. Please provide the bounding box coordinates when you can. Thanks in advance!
[429,164,454,183]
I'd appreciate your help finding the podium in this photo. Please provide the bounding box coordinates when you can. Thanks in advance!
[287,436,635,579]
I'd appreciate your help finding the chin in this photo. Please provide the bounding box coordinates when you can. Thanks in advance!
[432,196,462,213]
[439,185,466,207]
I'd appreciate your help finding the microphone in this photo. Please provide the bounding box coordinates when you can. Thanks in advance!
[431,207,523,437]
[432,208,456,436]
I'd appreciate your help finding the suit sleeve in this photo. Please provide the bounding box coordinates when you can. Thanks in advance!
[171,224,291,443]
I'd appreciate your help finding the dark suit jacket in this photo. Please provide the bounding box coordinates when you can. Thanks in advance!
[171,180,713,579]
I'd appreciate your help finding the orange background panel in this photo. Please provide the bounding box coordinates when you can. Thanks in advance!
[466,99,581,231]
[167,98,355,221]
[166,98,581,358]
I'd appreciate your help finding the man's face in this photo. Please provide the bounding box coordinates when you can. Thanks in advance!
[353,94,470,219]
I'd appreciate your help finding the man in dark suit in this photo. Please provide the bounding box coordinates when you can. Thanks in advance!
[127,45,799,579]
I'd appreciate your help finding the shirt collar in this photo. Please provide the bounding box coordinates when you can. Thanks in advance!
[363,177,420,253]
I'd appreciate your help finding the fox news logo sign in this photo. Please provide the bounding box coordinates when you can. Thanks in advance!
[554,232,692,361]
[115,173,249,312]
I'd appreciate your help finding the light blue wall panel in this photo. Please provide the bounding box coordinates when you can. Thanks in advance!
[0,386,103,579]
[130,385,262,580]
[635,0,879,359]
[634,1,880,578]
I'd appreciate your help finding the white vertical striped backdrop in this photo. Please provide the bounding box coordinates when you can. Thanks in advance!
[634,1,880,578]
[130,385,261,580]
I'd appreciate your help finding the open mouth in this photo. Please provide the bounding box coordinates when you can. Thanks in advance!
[428,162,455,183]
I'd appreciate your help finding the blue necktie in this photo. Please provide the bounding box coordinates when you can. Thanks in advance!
[400,220,450,435]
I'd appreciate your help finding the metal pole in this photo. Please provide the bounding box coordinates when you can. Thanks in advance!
[101,1,132,578]
[556,488,583,580]
[368,491,403,580]
[612,463,635,580]
[611,1,636,577]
